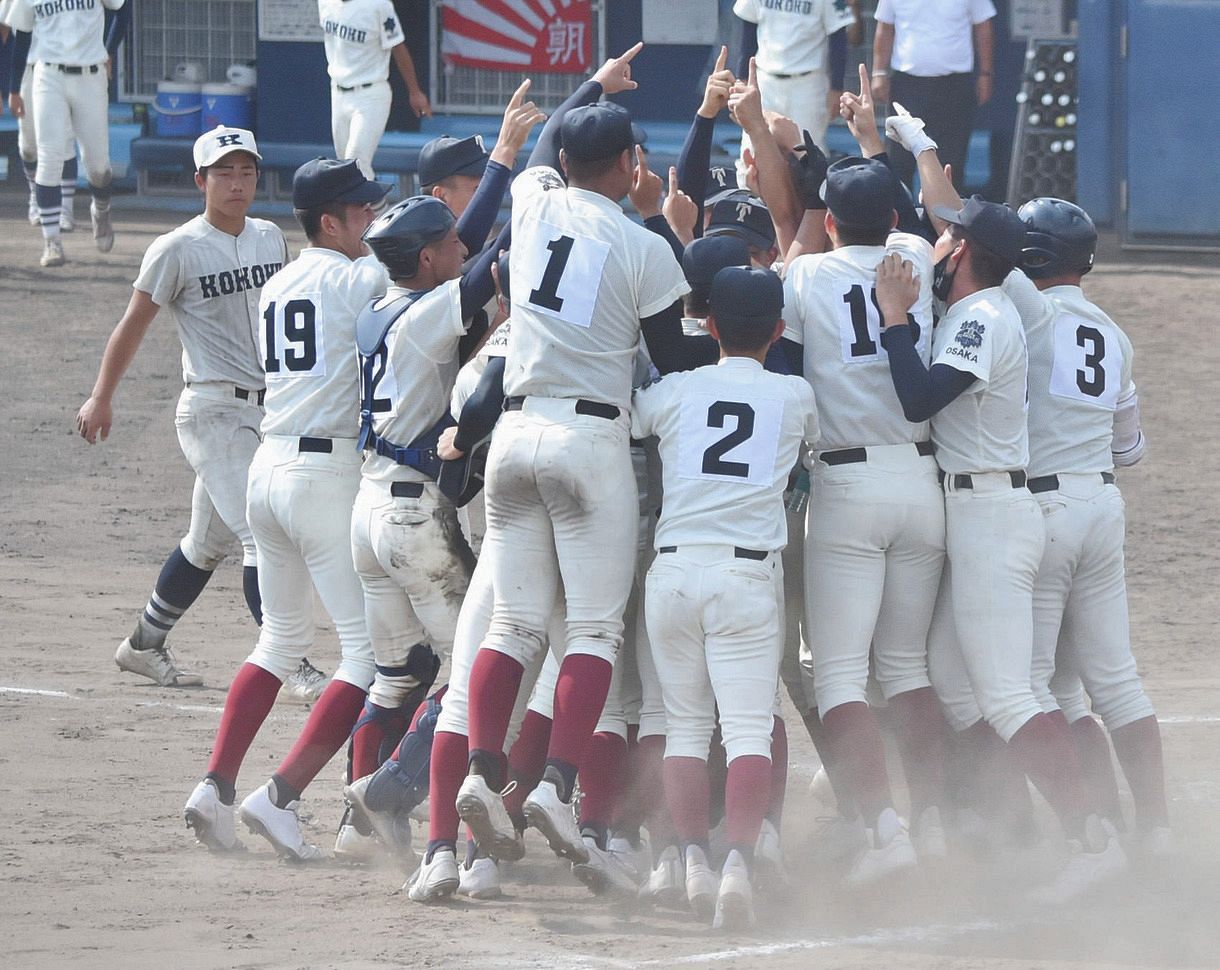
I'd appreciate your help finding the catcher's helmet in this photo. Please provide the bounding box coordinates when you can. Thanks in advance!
[1017,197,1097,279]
[363,195,456,279]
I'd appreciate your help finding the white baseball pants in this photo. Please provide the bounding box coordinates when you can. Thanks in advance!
[174,383,262,570]
[1030,476,1154,731]
[738,67,832,187]
[927,474,1047,742]
[31,62,110,188]
[243,435,373,688]
[805,446,945,716]
[330,80,392,180]
[480,400,639,670]
[645,546,782,763]
[350,477,475,709]
[780,502,818,717]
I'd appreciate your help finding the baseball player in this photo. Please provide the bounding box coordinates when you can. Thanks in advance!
[874,189,1126,901]
[4,0,128,267]
[634,266,818,928]
[318,0,431,181]
[1009,198,1170,852]
[733,0,855,170]
[780,155,949,885]
[184,158,391,859]
[452,44,694,874]
[75,126,324,702]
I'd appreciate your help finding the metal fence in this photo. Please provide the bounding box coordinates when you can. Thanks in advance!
[122,0,257,100]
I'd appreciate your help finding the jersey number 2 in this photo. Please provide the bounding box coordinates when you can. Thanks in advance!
[263,299,318,373]
[702,401,755,478]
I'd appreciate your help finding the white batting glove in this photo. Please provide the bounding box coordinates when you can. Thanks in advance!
[885,102,938,156]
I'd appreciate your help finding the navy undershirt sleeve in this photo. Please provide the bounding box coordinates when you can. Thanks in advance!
[10,31,31,88]
[829,28,847,91]
[643,214,685,262]
[777,336,804,376]
[453,356,506,453]
[676,114,716,235]
[105,4,132,57]
[456,160,511,255]
[459,223,509,326]
[881,325,976,421]
[736,19,759,78]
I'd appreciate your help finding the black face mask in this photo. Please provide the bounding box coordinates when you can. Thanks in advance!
[932,253,957,302]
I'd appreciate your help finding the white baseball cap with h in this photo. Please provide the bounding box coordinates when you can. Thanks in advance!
[193,125,262,170]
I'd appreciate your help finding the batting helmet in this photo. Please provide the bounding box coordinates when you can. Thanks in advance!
[1017,197,1097,279]
[363,196,456,279]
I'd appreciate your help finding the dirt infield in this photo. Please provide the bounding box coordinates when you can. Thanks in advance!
[2,186,1219,970]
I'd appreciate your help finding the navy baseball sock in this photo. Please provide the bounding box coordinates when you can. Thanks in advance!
[425,838,457,862]
[60,158,77,220]
[133,546,213,650]
[204,773,237,806]
[542,760,578,804]
[269,774,303,810]
[35,182,62,241]
[91,176,113,208]
[468,748,507,790]
[242,565,262,625]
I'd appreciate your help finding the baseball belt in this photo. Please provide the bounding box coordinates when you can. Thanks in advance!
[234,387,267,405]
[762,68,813,80]
[297,437,333,454]
[46,63,102,75]
[938,470,1027,490]
[336,82,375,92]
[503,396,620,421]
[820,440,935,465]
[1027,472,1115,494]
[658,545,769,561]
[391,481,425,498]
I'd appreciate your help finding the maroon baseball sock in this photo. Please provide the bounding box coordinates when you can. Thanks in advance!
[578,731,626,832]
[802,707,857,817]
[545,654,613,800]
[663,756,710,847]
[1111,715,1169,830]
[205,662,283,797]
[725,754,772,859]
[1068,714,1125,830]
[275,679,366,794]
[768,715,788,824]
[1008,712,1088,838]
[466,648,525,767]
[429,730,469,843]
[889,687,948,817]
[821,700,895,826]
[506,710,551,825]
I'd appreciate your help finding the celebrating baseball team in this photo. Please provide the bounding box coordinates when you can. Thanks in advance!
[3,0,1166,935]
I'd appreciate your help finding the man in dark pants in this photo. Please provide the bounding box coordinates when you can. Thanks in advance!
[870,0,995,190]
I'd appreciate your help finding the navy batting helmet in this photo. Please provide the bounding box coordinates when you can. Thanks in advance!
[363,196,456,279]
[1017,197,1097,280]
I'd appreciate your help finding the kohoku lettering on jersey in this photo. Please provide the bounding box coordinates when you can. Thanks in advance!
[1002,271,1136,477]
[134,215,288,390]
[505,166,689,411]
[318,0,404,87]
[3,0,124,67]
[783,232,934,451]
[258,248,389,439]
[631,357,819,551]
[732,0,856,76]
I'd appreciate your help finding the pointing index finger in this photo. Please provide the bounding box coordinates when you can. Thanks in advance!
[858,63,870,101]
[508,77,530,108]
[748,56,757,87]
[619,41,644,64]
[668,165,678,193]
[715,45,728,74]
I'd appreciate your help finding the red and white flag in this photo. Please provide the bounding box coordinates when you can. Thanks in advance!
[441,0,592,73]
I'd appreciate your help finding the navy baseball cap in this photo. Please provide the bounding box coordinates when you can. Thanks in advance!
[705,165,737,207]
[418,134,489,187]
[561,102,635,162]
[709,266,784,326]
[682,236,751,295]
[292,157,390,209]
[933,195,1028,268]
[822,156,899,232]
[705,191,777,252]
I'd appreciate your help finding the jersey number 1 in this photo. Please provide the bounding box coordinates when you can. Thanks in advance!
[842,284,920,357]
[528,235,575,312]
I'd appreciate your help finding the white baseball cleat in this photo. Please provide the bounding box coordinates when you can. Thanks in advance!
[1031,815,1127,905]
[184,779,242,852]
[343,774,417,873]
[457,855,502,899]
[39,238,66,268]
[406,845,460,902]
[684,844,719,921]
[754,818,787,893]
[912,805,949,862]
[333,806,382,865]
[808,764,838,812]
[640,844,686,909]
[91,201,114,253]
[607,833,650,883]
[456,774,526,861]
[115,635,203,687]
[845,809,917,887]
[713,849,755,930]
[572,835,640,897]
[60,205,76,233]
[810,812,868,864]
[239,782,327,862]
[522,780,588,863]
[280,657,328,703]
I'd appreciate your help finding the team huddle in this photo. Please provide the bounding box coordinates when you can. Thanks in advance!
[68,16,1167,938]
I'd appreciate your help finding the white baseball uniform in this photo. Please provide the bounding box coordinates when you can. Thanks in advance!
[135,214,288,572]
[921,286,1047,743]
[1003,271,1155,732]
[734,0,855,177]
[477,165,688,672]
[242,247,388,689]
[350,280,477,710]
[782,233,945,716]
[4,0,120,189]
[633,357,819,763]
[318,0,405,179]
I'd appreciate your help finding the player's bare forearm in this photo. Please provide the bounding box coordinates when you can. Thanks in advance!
[871,22,894,103]
[78,291,160,442]
[973,20,994,105]
[392,44,432,117]
[752,131,800,256]
[916,149,961,235]
[785,209,830,266]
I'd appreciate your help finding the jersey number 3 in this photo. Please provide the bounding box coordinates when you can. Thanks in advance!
[1049,315,1119,408]
[263,297,324,377]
